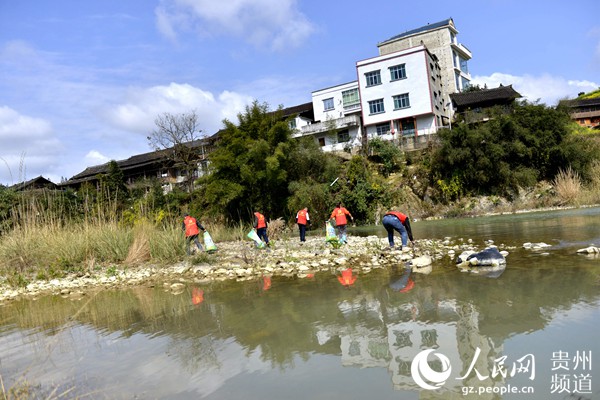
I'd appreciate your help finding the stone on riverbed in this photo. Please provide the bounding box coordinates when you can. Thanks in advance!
[576,246,599,254]
[457,247,506,267]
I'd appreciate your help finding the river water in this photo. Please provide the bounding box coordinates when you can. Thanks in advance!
[1,207,599,399]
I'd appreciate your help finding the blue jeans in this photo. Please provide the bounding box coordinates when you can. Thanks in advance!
[382,214,407,247]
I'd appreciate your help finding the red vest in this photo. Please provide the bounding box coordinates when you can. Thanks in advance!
[254,212,267,229]
[331,207,349,226]
[297,209,308,225]
[184,216,200,236]
[386,211,407,223]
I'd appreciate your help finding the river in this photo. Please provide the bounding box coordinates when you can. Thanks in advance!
[1,207,599,399]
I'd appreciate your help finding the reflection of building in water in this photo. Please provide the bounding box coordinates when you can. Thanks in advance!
[315,291,505,398]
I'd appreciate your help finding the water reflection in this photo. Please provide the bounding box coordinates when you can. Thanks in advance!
[2,208,600,399]
[389,265,414,293]
[337,268,357,287]
[191,287,204,305]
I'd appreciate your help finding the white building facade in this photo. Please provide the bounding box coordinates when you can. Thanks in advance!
[357,44,446,149]
[293,82,363,153]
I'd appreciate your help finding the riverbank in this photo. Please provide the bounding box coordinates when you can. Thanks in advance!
[2,204,599,305]
[0,232,495,304]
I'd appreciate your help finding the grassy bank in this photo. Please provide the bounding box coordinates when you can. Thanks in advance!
[1,163,599,289]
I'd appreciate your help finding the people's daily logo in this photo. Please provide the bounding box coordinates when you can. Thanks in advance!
[411,349,452,390]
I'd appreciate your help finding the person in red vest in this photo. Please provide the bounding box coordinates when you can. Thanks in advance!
[295,207,310,242]
[382,210,413,249]
[330,203,353,243]
[182,213,205,255]
[253,211,270,246]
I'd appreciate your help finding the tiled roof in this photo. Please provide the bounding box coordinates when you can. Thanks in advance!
[62,102,313,186]
[562,98,600,108]
[10,176,56,191]
[450,85,521,108]
[62,139,211,185]
[379,18,453,45]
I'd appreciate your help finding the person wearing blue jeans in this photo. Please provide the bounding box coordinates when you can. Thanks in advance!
[382,211,413,249]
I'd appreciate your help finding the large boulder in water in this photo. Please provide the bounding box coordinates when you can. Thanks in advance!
[457,247,506,267]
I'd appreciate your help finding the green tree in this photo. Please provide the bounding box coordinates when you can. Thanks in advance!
[368,138,405,177]
[430,101,600,198]
[98,160,128,206]
[202,101,298,222]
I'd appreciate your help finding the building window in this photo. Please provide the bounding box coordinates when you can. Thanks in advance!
[318,137,326,147]
[342,88,360,107]
[368,98,385,114]
[323,98,334,111]
[365,70,381,87]
[337,129,350,143]
[389,64,406,81]
[393,93,410,109]
[459,57,469,74]
[375,123,390,136]
[289,119,297,129]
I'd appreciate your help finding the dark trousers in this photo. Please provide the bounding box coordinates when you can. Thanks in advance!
[257,227,269,244]
[298,224,306,241]
[186,234,203,255]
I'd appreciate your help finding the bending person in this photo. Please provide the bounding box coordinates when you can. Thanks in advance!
[382,211,413,249]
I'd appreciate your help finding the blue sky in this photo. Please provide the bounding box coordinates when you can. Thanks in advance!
[1,0,598,186]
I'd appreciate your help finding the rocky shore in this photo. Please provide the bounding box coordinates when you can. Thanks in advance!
[1,232,598,304]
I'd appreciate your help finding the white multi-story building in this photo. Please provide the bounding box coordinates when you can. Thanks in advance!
[289,19,473,153]
[292,81,363,153]
[377,18,472,115]
[357,44,446,148]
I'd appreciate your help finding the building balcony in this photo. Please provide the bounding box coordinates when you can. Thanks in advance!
[451,42,472,60]
[295,114,361,136]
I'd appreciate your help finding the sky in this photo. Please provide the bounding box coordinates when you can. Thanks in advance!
[0,0,599,186]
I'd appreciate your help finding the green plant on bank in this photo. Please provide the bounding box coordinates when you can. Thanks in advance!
[106,265,118,277]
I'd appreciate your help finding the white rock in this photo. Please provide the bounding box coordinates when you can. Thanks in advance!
[411,255,432,268]
[577,246,599,254]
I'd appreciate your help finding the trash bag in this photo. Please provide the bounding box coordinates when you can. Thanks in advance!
[203,231,217,253]
[247,229,266,249]
[325,221,341,248]
[325,221,337,241]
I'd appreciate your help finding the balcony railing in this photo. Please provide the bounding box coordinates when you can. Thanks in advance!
[297,114,361,136]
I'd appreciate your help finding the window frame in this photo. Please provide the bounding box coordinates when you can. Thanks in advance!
[365,70,382,87]
[337,129,350,143]
[389,64,407,81]
[368,98,385,115]
[393,93,411,110]
[342,88,360,107]
[375,123,390,136]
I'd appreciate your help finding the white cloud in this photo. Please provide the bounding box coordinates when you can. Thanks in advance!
[471,73,599,106]
[85,150,110,165]
[102,82,254,136]
[0,106,64,185]
[155,0,315,51]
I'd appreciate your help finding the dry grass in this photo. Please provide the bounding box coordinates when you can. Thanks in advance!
[553,166,582,206]
[124,223,151,266]
[267,217,287,239]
